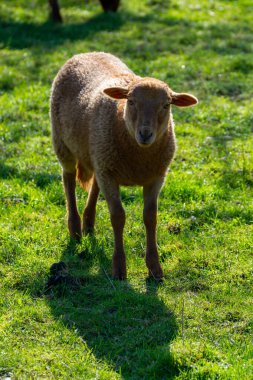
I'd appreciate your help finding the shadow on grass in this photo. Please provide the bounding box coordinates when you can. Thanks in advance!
[0,11,151,50]
[45,238,179,379]
[1,7,252,56]
[0,162,61,188]
[176,201,253,227]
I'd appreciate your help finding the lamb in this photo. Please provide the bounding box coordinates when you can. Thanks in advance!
[50,52,198,280]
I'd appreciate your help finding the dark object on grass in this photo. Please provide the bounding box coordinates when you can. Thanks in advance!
[46,261,87,292]
[46,261,69,289]
[50,261,67,275]
[78,249,89,260]
[48,0,120,23]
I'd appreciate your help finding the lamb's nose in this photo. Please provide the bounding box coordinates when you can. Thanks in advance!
[139,130,153,142]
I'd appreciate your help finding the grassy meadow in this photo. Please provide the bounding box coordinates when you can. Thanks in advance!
[0,0,253,378]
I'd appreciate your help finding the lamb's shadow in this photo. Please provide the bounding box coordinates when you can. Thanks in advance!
[46,238,179,379]
[0,11,154,51]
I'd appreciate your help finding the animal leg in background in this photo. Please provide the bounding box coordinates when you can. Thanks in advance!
[49,0,62,22]
[99,0,120,12]
[143,179,164,279]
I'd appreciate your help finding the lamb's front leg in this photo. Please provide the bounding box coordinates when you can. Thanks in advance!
[143,179,164,279]
[98,177,126,280]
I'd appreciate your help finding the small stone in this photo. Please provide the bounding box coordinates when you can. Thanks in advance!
[204,136,213,144]
[167,223,181,235]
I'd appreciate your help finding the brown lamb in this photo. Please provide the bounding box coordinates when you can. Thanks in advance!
[50,52,198,280]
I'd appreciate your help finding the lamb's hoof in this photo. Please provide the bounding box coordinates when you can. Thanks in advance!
[112,267,127,281]
[148,267,164,281]
[70,232,81,243]
[83,225,95,236]
[68,219,82,241]
[69,226,82,242]
[113,275,127,281]
[112,254,126,280]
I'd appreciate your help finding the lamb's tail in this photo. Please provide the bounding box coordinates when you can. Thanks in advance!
[76,162,93,191]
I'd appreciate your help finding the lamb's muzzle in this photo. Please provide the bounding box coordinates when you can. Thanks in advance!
[50,52,198,280]
[137,128,154,146]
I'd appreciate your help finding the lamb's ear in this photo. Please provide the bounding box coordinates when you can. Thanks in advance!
[171,92,198,107]
[103,87,129,100]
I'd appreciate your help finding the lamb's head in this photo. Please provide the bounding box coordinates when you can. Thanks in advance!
[104,78,198,147]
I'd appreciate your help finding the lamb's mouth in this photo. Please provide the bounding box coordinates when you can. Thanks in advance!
[137,141,153,148]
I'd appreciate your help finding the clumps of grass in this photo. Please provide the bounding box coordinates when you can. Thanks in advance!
[167,222,182,235]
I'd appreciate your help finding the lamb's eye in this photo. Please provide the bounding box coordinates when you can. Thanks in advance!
[163,103,170,110]
[128,99,135,106]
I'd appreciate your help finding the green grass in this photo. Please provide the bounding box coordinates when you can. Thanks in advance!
[0,0,253,378]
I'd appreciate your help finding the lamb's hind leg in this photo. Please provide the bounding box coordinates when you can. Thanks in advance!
[83,177,100,234]
[63,169,82,240]
[53,132,81,239]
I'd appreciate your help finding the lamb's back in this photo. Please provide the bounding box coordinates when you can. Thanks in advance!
[51,52,132,120]
[51,52,134,163]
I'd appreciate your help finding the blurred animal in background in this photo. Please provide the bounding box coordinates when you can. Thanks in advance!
[49,0,120,22]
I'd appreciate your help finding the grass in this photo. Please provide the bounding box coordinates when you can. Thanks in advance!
[0,0,252,378]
